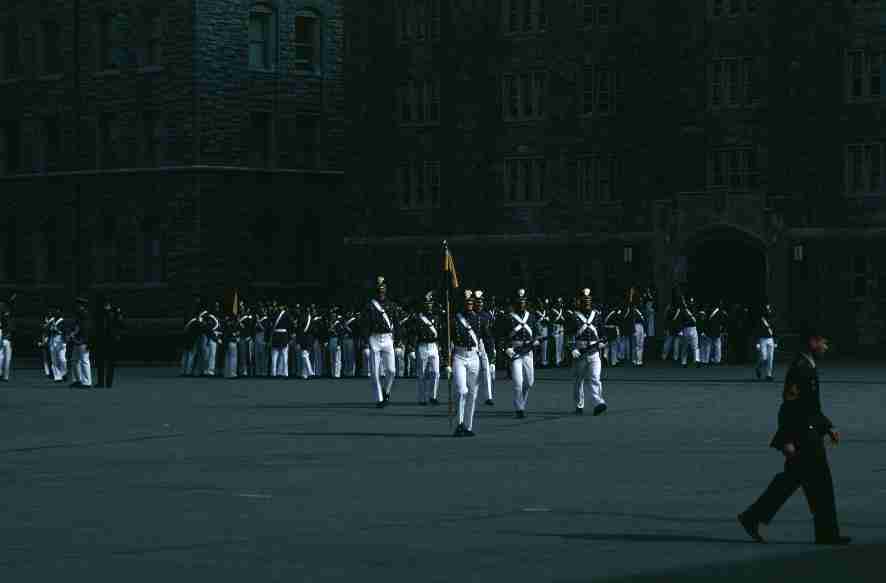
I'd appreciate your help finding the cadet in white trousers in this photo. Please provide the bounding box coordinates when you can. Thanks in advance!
[474,290,496,406]
[363,276,397,407]
[550,298,567,366]
[254,313,269,376]
[451,290,481,437]
[675,298,701,368]
[569,288,608,416]
[341,314,357,377]
[501,289,538,418]
[755,304,777,381]
[49,313,68,382]
[70,298,92,388]
[535,301,550,367]
[269,306,293,378]
[298,309,316,379]
[411,292,441,405]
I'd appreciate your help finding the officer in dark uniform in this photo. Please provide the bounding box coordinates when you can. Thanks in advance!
[94,294,124,388]
[738,327,851,545]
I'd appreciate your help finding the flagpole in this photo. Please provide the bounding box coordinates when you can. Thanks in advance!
[443,240,454,430]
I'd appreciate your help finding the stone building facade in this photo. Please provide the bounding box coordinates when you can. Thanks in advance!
[0,0,346,348]
[344,0,886,352]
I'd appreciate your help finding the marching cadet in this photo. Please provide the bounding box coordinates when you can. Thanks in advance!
[411,291,441,406]
[642,287,657,339]
[498,288,539,419]
[738,327,851,545]
[474,290,496,407]
[48,307,68,383]
[39,310,53,379]
[707,300,729,365]
[327,306,344,379]
[181,308,203,377]
[550,298,567,367]
[675,296,701,368]
[309,304,326,377]
[568,288,608,416]
[661,299,678,362]
[604,305,623,366]
[362,276,398,407]
[623,291,647,366]
[254,304,270,376]
[201,305,221,377]
[697,305,711,366]
[223,313,239,379]
[297,304,316,379]
[94,294,124,388]
[0,293,16,382]
[237,303,256,377]
[534,299,550,368]
[450,289,481,437]
[269,301,293,378]
[394,331,407,378]
[755,303,778,381]
[341,309,358,377]
[69,297,93,388]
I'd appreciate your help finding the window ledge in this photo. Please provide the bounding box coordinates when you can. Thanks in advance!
[249,67,276,74]
[93,69,121,78]
[138,65,165,74]
[579,112,619,119]
[91,282,169,290]
[502,201,549,208]
[0,77,22,86]
[398,121,441,128]
[502,31,547,40]
[503,118,547,125]
[38,73,65,82]
[398,206,441,212]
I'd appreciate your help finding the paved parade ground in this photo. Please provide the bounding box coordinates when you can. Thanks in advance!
[1,362,885,581]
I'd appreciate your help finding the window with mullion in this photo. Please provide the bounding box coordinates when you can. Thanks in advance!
[294,12,319,72]
[249,12,272,70]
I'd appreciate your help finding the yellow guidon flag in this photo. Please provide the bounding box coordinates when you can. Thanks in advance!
[443,240,459,289]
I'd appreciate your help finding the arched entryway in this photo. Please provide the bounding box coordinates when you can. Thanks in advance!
[682,225,767,307]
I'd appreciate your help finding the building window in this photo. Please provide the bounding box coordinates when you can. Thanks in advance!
[98,12,126,70]
[142,112,167,167]
[850,255,872,299]
[35,116,61,173]
[247,112,272,168]
[708,148,761,190]
[709,57,756,108]
[503,0,546,35]
[846,143,884,194]
[97,113,121,169]
[502,72,547,121]
[40,20,62,75]
[709,0,756,18]
[582,1,622,27]
[0,121,21,175]
[294,115,318,169]
[578,155,619,203]
[503,157,546,203]
[141,11,164,67]
[582,67,624,115]
[397,161,441,210]
[396,0,441,43]
[846,50,883,102]
[1,19,22,79]
[142,219,166,283]
[249,8,275,70]
[397,77,440,125]
[294,11,320,72]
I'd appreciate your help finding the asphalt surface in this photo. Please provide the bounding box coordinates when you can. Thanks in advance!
[1,361,884,582]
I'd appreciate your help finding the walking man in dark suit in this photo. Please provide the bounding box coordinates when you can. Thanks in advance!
[738,327,851,545]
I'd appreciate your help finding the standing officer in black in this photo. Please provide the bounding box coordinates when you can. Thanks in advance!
[94,294,124,388]
[738,328,851,545]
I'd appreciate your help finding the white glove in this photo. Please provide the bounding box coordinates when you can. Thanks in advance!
[755,344,761,351]
[445,366,453,379]
[532,340,540,347]
[505,348,516,358]
[571,349,581,359]
[409,352,416,360]
[773,343,778,349]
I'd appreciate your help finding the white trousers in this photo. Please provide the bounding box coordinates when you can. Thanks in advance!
[255,337,269,376]
[311,340,324,377]
[453,350,480,431]
[341,337,356,377]
[662,334,680,361]
[416,342,440,402]
[369,334,396,402]
[710,335,723,364]
[361,346,372,377]
[479,349,494,401]
[630,323,646,365]
[395,346,405,378]
[510,351,534,411]
[538,326,549,366]
[237,338,253,376]
[574,352,603,409]
[299,349,314,379]
[406,350,416,377]
[328,337,342,378]
[224,341,238,378]
[204,338,218,376]
[0,339,12,380]
[608,336,621,365]
[699,334,711,364]
[271,346,289,377]
[43,346,52,377]
[756,337,775,378]
[50,337,67,381]
[552,324,565,366]
[680,327,700,365]
[73,344,92,387]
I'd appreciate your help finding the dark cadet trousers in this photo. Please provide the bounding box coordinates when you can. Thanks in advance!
[745,444,840,540]
[94,342,117,388]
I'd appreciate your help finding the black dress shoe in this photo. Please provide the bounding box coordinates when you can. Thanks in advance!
[484,399,494,406]
[574,407,584,415]
[453,424,466,437]
[383,393,390,402]
[463,428,475,437]
[69,381,82,388]
[375,401,385,409]
[418,401,427,406]
[515,410,526,419]
[593,404,608,416]
[429,398,440,406]
[95,384,105,389]
[738,513,765,543]
[816,536,851,545]
[766,376,774,382]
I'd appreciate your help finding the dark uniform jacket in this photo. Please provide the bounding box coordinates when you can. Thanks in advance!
[268,310,294,348]
[409,311,441,345]
[770,353,833,452]
[477,310,496,358]
[96,308,125,345]
[754,315,776,339]
[361,299,398,339]
[496,309,537,355]
[567,309,604,354]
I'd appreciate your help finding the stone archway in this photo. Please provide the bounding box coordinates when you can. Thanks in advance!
[682,224,768,307]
